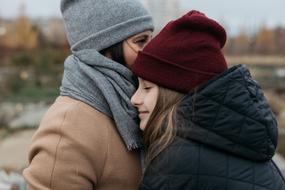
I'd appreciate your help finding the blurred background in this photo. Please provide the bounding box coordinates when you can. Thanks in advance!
[0,0,285,189]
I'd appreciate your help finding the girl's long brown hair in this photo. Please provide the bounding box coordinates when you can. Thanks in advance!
[143,86,185,169]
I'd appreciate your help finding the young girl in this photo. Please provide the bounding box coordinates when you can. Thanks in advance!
[131,10,285,190]
[23,0,153,189]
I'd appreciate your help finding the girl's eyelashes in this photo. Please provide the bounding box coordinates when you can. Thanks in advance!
[139,79,155,90]
[144,86,151,90]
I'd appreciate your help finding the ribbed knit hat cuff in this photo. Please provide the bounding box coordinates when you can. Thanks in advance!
[71,16,154,52]
[132,51,220,93]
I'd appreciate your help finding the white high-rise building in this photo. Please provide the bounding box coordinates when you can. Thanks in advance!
[140,0,180,32]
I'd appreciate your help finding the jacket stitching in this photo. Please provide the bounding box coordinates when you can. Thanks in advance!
[196,143,201,189]
[240,68,274,154]
[199,94,271,156]
[97,117,110,183]
[226,154,229,189]
[208,76,231,131]
[271,160,285,182]
[252,160,255,190]
[49,101,79,189]
[147,173,273,189]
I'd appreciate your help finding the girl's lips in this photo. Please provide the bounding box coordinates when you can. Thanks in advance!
[139,111,148,114]
[139,111,149,117]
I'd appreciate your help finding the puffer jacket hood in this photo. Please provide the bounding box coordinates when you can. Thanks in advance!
[176,64,278,161]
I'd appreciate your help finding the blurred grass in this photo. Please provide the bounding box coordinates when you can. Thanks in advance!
[0,128,13,140]
[0,48,68,103]
[0,127,35,140]
[7,86,59,103]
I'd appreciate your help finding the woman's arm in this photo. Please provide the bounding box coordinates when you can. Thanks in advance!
[23,98,108,190]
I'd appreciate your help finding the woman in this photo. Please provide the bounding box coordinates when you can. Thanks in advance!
[23,0,153,189]
[131,10,285,189]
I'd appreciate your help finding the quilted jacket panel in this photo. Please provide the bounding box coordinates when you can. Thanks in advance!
[140,65,285,190]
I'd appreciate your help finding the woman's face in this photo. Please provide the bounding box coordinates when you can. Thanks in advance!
[131,78,159,131]
[123,30,152,68]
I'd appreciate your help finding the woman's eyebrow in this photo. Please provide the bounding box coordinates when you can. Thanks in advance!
[134,34,149,40]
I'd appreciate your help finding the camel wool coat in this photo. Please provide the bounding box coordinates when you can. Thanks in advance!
[23,96,142,190]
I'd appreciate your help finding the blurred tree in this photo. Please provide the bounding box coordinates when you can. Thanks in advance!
[233,29,251,55]
[2,3,38,50]
[15,16,38,49]
[254,25,276,54]
[223,28,252,55]
[273,27,285,54]
[224,25,285,55]
[3,16,38,50]
[0,16,6,49]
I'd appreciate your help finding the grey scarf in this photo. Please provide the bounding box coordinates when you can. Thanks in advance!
[60,49,143,150]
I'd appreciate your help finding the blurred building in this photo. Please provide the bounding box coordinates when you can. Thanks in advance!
[140,0,180,32]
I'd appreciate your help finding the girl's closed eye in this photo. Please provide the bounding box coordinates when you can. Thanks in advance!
[131,78,159,131]
[144,86,152,90]
[143,81,156,90]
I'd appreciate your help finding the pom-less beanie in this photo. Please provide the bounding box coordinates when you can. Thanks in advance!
[61,0,154,51]
[132,10,228,93]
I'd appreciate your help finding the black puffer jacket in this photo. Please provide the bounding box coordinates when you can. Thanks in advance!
[140,65,285,190]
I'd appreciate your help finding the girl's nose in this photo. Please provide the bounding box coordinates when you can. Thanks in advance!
[131,90,142,106]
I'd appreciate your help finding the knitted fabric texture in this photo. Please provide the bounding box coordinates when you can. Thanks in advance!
[61,0,154,52]
[132,10,228,93]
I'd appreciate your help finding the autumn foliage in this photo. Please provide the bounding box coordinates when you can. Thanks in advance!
[224,26,285,55]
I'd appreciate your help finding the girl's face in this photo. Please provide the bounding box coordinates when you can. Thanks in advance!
[123,30,152,68]
[131,78,159,131]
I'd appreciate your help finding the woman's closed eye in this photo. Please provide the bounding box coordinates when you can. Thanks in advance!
[134,35,150,47]
[135,38,147,47]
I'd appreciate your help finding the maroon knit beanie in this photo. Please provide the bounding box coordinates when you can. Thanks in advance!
[131,10,228,93]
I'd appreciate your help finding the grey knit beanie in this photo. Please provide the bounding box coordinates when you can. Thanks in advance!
[61,0,154,51]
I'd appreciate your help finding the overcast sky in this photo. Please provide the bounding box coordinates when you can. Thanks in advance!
[0,0,284,35]
[0,0,61,18]
[180,0,285,35]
